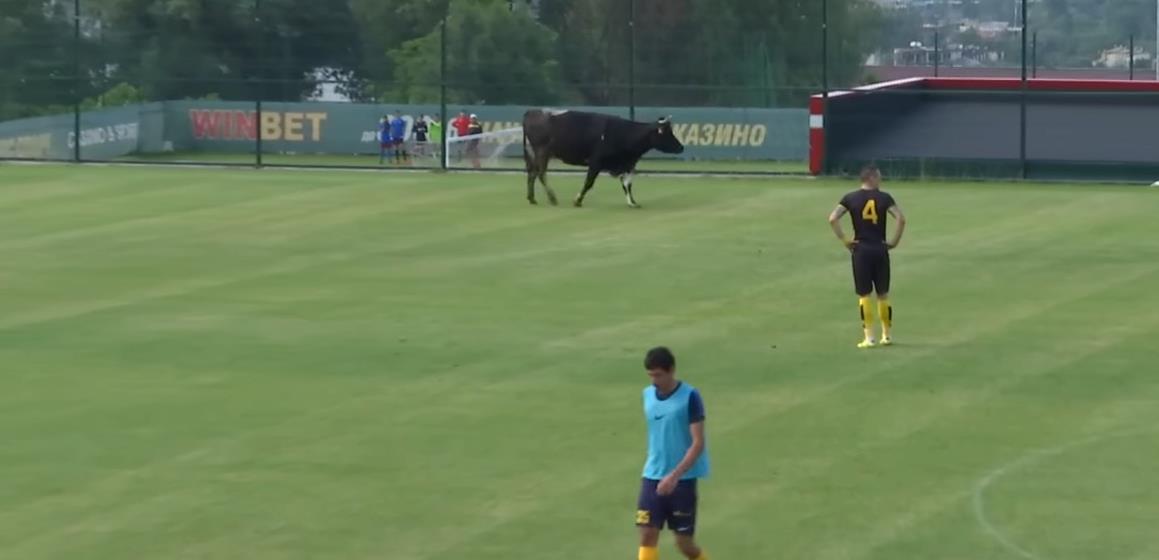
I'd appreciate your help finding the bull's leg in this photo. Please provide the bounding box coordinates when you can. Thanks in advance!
[620,171,640,208]
[525,147,538,205]
[574,167,600,208]
[536,154,557,206]
[526,171,538,205]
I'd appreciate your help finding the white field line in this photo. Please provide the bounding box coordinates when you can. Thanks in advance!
[972,428,1159,560]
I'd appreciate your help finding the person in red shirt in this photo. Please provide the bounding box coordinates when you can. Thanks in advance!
[450,110,474,166]
[451,110,471,138]
[449,110,472,164]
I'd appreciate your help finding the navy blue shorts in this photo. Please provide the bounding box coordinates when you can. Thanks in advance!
[636,478,698,535]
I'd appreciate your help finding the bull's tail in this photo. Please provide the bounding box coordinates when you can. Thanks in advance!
[522,127,532,172]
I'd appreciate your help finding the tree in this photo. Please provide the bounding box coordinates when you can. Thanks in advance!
[390,0,561,105]
[537,0,882,107]
[0,0,93,118]
[349,0,447,100]
[87,0,360,102]
[552,0,630,105]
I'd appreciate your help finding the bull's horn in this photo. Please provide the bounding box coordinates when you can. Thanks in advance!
[658,116,670,123]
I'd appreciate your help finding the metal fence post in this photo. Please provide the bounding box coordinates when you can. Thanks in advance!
[628,0,636,121]
[934,30,940,77]
[821,0,829,175]
[1032,31,1038,78]
[73,0,81,162]
[255,0,264,167]
[1019,0,1028,179]
[440,15,448,171]
[1129,35,1135,80]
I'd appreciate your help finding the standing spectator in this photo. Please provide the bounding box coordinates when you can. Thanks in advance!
[450,110,473,164]
[389,111,409,165]
[451,110,471,138]
[466,113,484,169]
[413,115,430,160]
[427,116,443,162]
[377,114,391,165]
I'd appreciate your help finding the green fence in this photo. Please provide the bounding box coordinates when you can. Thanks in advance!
[1,102,808,164]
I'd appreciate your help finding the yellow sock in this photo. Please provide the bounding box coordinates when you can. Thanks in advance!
[859,296,875,340]
[878,298,892,338]
[639,546,659,560]
[693,552,710,560]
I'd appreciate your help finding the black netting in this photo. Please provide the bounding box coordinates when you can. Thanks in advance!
[2,0,1155,178]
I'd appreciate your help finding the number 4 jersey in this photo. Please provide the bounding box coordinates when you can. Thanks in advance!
[840,189,896,245]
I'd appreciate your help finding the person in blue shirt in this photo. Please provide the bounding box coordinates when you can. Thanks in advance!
[389,111,409,165]
[636,346,711,560]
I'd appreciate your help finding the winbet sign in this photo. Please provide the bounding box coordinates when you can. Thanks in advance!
[188,110,328,142]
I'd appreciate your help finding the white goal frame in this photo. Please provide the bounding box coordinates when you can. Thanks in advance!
[444,127,524,169]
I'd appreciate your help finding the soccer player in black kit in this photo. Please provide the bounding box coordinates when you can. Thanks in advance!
[828,164,907,348]
[412,115,430,159]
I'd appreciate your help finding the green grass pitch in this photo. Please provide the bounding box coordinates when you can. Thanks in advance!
[1,163,1158,559]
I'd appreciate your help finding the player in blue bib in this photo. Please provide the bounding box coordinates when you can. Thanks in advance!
[389,111,409,165]
[636,346,711,560]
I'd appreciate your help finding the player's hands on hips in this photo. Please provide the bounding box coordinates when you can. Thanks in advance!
[657,474,678,496]
[887,241,898,250]
[843,239,858,252]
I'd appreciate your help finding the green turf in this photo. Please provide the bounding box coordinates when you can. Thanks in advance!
[114,151,810,174]
[1,163,1158,559]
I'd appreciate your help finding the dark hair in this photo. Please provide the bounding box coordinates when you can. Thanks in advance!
[644,346,676,371]
[859,163,880,182]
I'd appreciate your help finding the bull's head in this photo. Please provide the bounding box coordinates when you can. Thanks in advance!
[653,116,684,154]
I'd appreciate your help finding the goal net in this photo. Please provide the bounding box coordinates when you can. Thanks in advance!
[445,127,524,170]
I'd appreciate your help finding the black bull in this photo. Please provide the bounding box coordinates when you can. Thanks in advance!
[521,110,685,207]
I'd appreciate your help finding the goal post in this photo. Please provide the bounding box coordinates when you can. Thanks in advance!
[445,127,525,170]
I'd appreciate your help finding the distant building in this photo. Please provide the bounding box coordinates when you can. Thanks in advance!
[879,42,1003,67]
[867,0,913,8]
[958,20,1015,39]
[863,65,1137,82]
[1093,46,1153,69]
[890,43,937,66]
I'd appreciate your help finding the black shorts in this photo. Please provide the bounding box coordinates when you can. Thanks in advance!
[851,244,891,296]
[636,478,698,535]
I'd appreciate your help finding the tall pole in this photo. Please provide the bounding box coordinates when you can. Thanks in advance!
[821,0,829,174]
[1130,35,1135,80]
[1032,31,1038,78]
[73,0,81,162]
[1019,0,1028,179]
[440,15,448,170]
[934,30,940,77]
[628,0,636,120]
[255,0,263,167]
